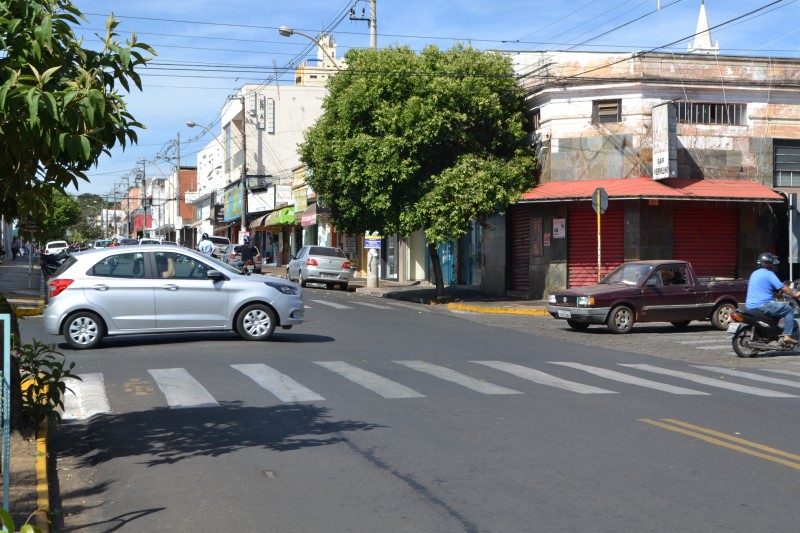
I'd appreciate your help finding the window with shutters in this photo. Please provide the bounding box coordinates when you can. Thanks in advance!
[774,139,800,187]
[593,100,621,124]
[676,101,745,125]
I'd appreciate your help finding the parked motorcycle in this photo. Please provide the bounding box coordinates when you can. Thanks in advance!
[729,292,800,358]
[40,251,69,278]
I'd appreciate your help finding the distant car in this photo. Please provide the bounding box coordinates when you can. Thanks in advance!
[43,240,69,256]
[207,236,230,258]
[161,241,178,246]
[43,245,304,349]
[222,244,262,274]
[139,238,161,245]
[118,238,139,246]
[286,246,351,291]
[93,239,113,249]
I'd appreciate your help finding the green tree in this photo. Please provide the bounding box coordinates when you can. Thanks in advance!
[0,0,153,430]
[299,44,538,297]
[44,189,81,241]
[68,192,106,242]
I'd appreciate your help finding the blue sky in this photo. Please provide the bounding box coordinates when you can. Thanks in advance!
[69,0,800,197]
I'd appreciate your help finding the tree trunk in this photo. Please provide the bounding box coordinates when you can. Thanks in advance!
[0,293,22,429]
[427,242,446,299]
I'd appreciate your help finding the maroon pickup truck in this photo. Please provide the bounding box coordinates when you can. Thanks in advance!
[546,260,748,333]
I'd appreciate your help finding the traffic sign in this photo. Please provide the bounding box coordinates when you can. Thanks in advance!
[592,187,608,214]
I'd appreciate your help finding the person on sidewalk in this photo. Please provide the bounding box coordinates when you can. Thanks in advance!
[11,239,19,261]
[745,252,800,344]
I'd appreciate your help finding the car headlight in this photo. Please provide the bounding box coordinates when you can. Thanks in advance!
[548,295,556,304]
[576,296,594,306]
[264,281,299,295]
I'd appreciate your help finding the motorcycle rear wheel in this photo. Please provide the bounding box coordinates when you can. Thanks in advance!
[732,325,760,358]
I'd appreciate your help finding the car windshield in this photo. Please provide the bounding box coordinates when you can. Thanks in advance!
[600,263,654,286]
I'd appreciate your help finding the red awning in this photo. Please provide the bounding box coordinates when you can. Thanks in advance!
[519,177,784,203]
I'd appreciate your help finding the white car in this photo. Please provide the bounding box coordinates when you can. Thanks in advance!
[43,240,69,256]
[43,245,304,349]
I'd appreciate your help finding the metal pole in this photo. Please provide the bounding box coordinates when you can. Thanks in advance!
[2,314,10,511]
[240,96,247,238]
[597,189,602,283]
[176,132,181,244]
[370,0,377,49]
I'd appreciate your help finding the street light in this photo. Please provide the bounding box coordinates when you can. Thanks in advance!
[278,26,341,71]
[187,119,247,234]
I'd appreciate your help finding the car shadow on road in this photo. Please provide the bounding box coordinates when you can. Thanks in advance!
[52,331,336,351]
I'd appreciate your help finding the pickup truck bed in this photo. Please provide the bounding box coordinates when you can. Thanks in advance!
[546,260,748,333]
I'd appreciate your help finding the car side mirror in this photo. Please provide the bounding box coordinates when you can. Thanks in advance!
[207,270,225,281]
[645,277,659,287]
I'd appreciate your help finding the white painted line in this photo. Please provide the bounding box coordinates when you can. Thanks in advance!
[148,368,219,408]
[395,361,523,395]
[350,301,394,310]
[760,369,800,378]
[550,362,709,395]
[693,366,800,389]
[677,339,728,345]
[62,373,111,420]
[307,299,353,310]
[695,345,734,350]
[232,364,324,402]
[473,361,616,394]
[620,364,798,398]
[315,361,424,399]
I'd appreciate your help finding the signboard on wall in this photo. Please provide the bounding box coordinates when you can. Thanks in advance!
[652,102,677,180]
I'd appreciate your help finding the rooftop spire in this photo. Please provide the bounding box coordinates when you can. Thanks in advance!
[688,0,719,54]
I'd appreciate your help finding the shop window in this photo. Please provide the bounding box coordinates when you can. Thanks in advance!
[593,100,621,124]
[774,139,800,187]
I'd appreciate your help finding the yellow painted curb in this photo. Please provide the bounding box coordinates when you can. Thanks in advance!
[35,421,50,533]
[446,302,550,316]
[13,306,44,317]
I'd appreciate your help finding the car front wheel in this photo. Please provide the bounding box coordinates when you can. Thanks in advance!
[64,311,104,349]
[607,305,635,333]
[237,304,277,341]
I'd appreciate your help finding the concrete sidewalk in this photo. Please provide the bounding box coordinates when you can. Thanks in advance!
[0,258,46,317]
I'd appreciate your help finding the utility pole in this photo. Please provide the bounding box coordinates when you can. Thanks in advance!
[350,0,377,49]
[176,132,181,244]
[240,95,247,238]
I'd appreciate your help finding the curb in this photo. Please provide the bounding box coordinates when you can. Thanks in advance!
[12,301,45,317]
[446,303,550,316]
[35,421,50,533]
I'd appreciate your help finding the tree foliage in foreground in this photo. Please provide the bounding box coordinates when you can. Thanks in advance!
[299,44,538,295]
[0,0,154,223]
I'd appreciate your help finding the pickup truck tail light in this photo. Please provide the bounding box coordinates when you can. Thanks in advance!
[577,296,594,306]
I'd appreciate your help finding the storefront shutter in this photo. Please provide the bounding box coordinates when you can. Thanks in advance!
[508,204,533,291]
[568,208,624,288]
[673,206,738,278]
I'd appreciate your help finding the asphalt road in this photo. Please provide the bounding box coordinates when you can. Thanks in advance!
[20,289,800,532]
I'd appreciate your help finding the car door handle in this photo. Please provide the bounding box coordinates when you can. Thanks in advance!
[91,285,109,291]
[161,284,179,291]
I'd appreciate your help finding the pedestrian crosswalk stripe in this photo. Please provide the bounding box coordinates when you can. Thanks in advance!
[549,362,710,395]
[350,301,394,310]
[63,374,111,420]
[760,369,800,378]
[695,345,731,350]
[232,364,325,402]
[315,361,425,398]
[308,299,353,310]
[693,366,800,389]
[395,361,523,395]
[148,368,219,408]
[472,361,616,394]
[620,364,798,398]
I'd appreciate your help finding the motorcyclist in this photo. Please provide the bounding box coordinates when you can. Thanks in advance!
[745,252,800,344]
[237,235,258,272]
[198,233,214,256]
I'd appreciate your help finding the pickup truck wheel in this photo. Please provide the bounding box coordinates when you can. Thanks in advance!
[711,302,736,330]
[671,320,692,329]
[607,305,635,334]
[566,320,591,331]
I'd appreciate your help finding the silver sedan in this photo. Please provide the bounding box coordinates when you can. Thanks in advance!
[286,245,352,291]
[43,245,304,349]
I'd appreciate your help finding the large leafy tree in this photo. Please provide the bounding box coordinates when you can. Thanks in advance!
[0,0,153,429]
[0,0,153,222]
[300,44,538,296]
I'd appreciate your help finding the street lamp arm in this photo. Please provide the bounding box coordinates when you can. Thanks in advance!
[278,26,341,71]
[186,121,231,158]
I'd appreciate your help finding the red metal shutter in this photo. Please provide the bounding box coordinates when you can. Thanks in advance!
[509,205,532,291]
[568,208,624,288]
[673,206,738,278]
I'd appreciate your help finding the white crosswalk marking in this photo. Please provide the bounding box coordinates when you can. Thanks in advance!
[63,374,111,420]
[693,366,800,389]
[473,361,616,394]
[232,364,325,402]
[549,362,710,395]
[695,345,732,351]
[620,364,798,398]
[148,368,219,408]
[395,361,523,395]
[315,361,425,398]
[677,339,727,345]
[308,299,353,310]
[350,301,394,310]
[760,369,800,378]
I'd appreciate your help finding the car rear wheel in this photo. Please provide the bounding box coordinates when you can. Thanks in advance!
[64,311,104,349]
[711,302,736,330]
[298,272,308,288]
[237,304,277,341]
[607,305,635,333]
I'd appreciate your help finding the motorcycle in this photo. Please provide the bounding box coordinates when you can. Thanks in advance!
[729,292,800,358]
[40,251,69,278]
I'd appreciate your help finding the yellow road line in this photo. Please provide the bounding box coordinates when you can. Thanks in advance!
[640,418,800,471]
